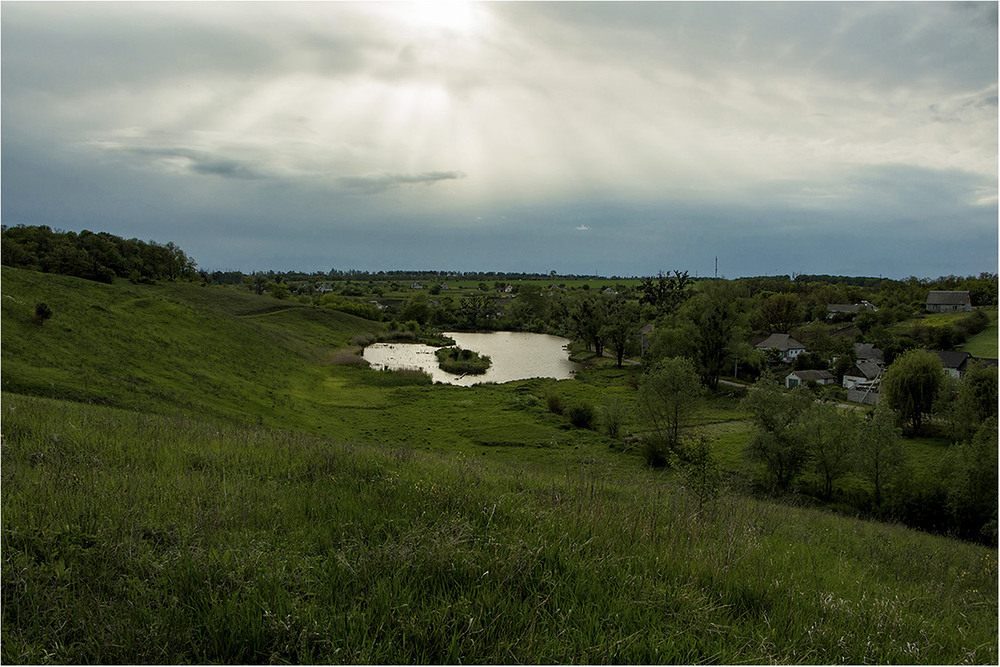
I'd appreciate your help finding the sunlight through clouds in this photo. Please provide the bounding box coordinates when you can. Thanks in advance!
[2,1,995,276]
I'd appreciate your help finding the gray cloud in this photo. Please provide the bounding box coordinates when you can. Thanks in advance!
[336,170,466,194]
[1,2,995,278]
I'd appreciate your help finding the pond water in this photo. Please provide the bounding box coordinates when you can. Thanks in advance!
[362,331,581,386]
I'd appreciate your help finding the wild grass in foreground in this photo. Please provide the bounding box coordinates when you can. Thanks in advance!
[3,394,996,664]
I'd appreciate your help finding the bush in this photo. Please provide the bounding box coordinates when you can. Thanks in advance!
[435,347,491,375]
[641,434,670,468]
[546,392,565,415]
[567,402,596,429]
[33,302,52,325]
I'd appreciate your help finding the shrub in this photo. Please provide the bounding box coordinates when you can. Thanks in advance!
[546,392,565,415]
[435,347,491,375]
[567,402,596,429]
[33,302,52,325]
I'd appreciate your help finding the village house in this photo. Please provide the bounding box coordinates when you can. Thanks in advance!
[754,333,807,362]
[926,291,972,313]
[843,360,882,389]
[932,350,972,378]
[785,369,836,389]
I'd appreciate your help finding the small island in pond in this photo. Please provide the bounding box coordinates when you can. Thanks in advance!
[435,346,492,375]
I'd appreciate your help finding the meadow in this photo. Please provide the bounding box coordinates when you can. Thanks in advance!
[1,266,997,663]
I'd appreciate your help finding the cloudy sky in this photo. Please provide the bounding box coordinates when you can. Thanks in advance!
[2,1,997,278]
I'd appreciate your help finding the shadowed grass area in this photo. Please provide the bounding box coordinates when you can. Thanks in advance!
[2,394,995,664]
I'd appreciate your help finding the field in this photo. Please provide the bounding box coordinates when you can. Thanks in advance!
[1,266,997,664]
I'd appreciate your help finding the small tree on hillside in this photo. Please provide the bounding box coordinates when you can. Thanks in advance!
[855,403,905,508]
[741,377,812,490]
[801,402,857,499]
[637,357,703,458]
[33,302,53,325]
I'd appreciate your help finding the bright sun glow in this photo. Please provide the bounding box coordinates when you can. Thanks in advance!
[382,1,488,37]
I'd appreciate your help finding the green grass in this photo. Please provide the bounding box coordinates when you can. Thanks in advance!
[3,393,995,664]
[961,307,998,358]
[2,266,997,663]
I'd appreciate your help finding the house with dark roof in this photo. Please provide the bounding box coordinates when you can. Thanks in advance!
[853,343,884,365]
[754,333,807,362]
[931,350,973,378]
[786,369,836,389]
[843,360,882,389]
[926,291,971,313]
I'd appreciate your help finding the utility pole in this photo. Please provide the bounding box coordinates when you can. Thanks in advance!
[715,257,718,279]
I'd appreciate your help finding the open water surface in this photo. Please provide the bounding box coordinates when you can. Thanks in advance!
[362,331,581,386]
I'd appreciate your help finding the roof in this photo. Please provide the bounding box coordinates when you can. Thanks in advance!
[926,291,971,305]
[786,369,835,382]
[931,349,972,370]
[845,360,882,380]
[755,333,806,351]
[827,304,860,313]
[853,343,884,363]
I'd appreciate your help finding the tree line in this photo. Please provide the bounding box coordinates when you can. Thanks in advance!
[1,225,197,284]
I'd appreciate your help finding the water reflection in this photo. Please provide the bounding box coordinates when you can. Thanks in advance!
[361,331,580,386]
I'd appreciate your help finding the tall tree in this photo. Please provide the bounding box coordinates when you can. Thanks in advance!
[880,348,943,435]
[638,270,692,317]
[567,291,606,357]
[685,281,743,391]
[601,296,641,367]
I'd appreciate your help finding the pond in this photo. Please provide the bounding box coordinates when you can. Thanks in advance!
[362,331,581,386]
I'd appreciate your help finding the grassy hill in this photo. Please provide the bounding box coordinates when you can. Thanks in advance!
[1,267,997,663]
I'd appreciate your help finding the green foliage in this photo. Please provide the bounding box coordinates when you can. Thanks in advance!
[881,349,944,435]
[2,224,196,283]
[435,347,491,375]
[944,417,999,543]
[855,404,905,508]
[741,378,812,490]
[800,403,857,499]
[545,391,565,415]
[637,357,703,452]
[33,302,52,325]
[566,401,596,429]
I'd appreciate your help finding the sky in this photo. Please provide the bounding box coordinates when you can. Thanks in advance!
[2,1,997,278]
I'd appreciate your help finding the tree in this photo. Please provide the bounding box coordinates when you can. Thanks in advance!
[856,403,905,508]
[801,403,857,499]
[945,417,998,544]
[601,296,641,367]
[33,302,53,325]
[880,349,943,435]
[755,292,805,332]
[951,361,999,442]
[685,281,744,391]
[566,291,606,357]
[638,270,692,317]
[741,378,812,490]
[637,357,703,454]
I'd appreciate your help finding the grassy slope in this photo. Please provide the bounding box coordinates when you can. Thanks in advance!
[1,267,997,663]
[3,394,995,664]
